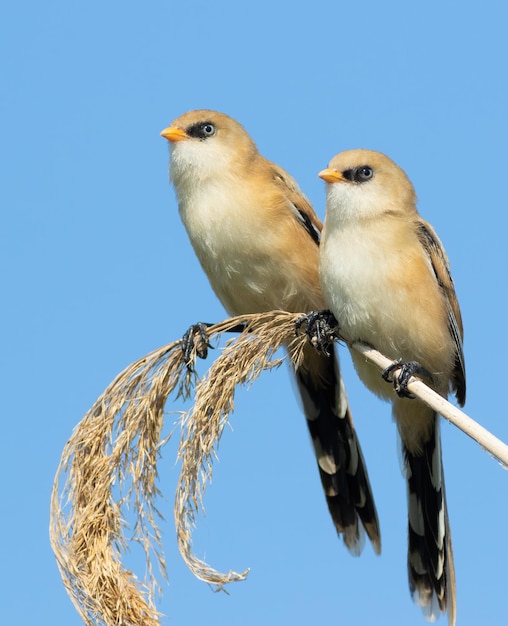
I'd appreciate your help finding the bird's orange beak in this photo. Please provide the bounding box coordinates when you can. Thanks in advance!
[160,126,188,142]
[318,168,345,183]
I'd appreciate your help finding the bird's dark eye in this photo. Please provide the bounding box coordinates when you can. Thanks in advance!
[341,166,373,183]
[186,121,217,140]
[202,123,215,137]
[357,166,373,182]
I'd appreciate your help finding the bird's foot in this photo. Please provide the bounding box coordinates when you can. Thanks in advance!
[295,310,339,356]
[181,322,213,369]
[381,359,432,398]
[181,321,250,370]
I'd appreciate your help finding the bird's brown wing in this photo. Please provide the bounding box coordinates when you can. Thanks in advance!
[270,162,322,244]
[416,219,466,405]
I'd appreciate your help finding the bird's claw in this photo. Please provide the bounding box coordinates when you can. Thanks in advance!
[181,322,213,369]
[295,310,339,356]
[381,359,432,398]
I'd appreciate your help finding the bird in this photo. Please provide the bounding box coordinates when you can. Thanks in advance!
[318,148,466,625]
[160,110,381,556]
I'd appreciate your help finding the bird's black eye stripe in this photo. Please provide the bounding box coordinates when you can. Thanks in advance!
[343,166,374,183]
[186,121,216,140]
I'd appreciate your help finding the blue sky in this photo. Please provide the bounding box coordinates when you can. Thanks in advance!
[2,1,507,624]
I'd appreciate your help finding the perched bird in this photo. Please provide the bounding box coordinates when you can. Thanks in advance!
[161,110,380,555]
[318,149,465,625]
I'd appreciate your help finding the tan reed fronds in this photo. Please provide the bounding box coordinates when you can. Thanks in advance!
[50,309,508,624]
[174,311,305,588]
[50,338,185,626]
[49,311,305,625]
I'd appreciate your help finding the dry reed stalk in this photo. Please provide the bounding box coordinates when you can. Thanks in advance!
[50,310,507,623]
[174,313,508,587]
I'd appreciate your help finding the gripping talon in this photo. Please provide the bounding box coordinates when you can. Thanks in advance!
[381,359,402,384]
[382,359,433,398]
[181,320,250,370]
[182,322,213,368]
[295,310,339,356]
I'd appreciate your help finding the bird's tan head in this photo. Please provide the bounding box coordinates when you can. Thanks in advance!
[319,149,417,221]
[161,110,258,185]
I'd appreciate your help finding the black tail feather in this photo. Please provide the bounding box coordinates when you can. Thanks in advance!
[295,344,380,555]
[404,418,455,623]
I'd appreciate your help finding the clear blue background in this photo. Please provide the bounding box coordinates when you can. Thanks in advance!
[2,1,507,624]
